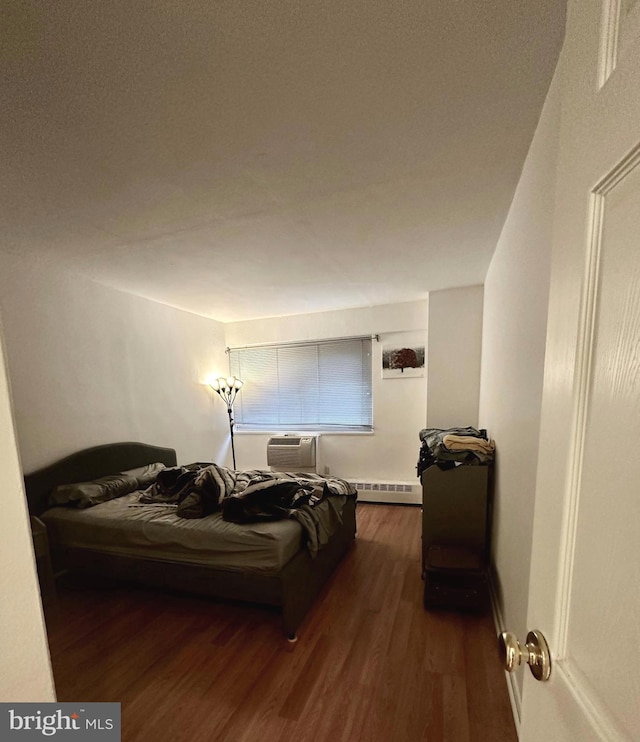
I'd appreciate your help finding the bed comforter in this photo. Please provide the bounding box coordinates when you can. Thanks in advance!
[139,464,357,557]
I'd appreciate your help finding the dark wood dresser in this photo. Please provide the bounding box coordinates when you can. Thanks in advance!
[421,464,492,611]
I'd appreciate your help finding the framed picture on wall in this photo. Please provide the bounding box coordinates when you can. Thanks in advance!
[382,343,425,378]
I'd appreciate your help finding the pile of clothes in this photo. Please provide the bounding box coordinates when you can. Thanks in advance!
[417,426,495,477]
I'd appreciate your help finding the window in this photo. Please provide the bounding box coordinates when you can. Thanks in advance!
[229,337,373,431]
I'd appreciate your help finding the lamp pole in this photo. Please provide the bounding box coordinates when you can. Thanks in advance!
[226,402,237,470]
[209,376,244,469]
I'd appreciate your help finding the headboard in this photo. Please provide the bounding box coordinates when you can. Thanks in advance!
[24,442,178,516]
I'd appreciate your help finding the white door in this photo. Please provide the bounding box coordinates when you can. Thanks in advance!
[519,0,640,739]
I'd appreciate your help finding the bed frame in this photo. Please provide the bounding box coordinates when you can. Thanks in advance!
[24,442,356,639]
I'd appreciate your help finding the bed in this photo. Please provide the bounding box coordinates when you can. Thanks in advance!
[24,442,357,639]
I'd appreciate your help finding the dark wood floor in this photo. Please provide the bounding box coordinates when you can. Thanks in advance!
[44,504,517,742]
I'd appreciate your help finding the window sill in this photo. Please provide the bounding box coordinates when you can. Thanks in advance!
[235,430,375,436]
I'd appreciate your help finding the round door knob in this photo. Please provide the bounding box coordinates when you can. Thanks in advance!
[497,629,552,681]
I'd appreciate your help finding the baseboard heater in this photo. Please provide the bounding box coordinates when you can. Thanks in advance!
[349,480,421,505]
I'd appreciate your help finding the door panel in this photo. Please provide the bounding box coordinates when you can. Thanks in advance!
[521,0,640,739]
[569,151,640,739]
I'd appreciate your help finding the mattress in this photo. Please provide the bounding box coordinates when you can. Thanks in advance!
[41,492,306,574]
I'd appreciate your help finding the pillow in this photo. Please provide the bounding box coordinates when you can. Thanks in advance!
[49,473,139,509]
[120,462,166,489]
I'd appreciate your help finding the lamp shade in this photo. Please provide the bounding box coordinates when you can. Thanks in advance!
[208,376,243,406]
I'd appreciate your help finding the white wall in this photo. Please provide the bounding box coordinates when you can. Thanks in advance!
[0,317,56,701]
[224,301,428,484]
[0,254,230,472]
[427,285,484,429]
[479,70,562,699]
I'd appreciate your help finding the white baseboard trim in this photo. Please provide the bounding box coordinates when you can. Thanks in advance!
[488,571,522,739]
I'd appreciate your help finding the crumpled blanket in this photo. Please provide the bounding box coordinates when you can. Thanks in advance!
[139,463,357,557]
[442,434,495,455]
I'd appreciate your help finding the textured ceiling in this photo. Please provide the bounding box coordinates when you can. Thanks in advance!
[1,0,565,322]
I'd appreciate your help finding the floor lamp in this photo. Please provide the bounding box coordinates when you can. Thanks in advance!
[209,376,244,469]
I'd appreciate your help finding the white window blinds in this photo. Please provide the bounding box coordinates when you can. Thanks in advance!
[229,337,373,431]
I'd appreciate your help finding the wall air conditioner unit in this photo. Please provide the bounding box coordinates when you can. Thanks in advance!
[267,435,317,473]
